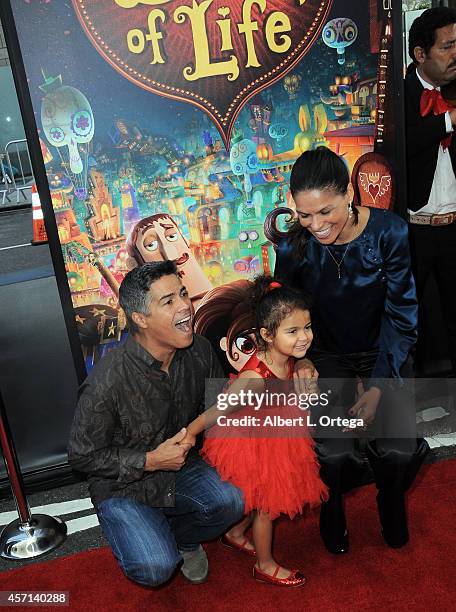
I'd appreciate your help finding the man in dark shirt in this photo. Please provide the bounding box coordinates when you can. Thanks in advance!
[68,261,244,587]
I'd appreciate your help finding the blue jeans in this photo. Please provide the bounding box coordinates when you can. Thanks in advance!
[96,458,244,587]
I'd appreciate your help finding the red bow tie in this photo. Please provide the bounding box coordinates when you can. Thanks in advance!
[420,88,454,149]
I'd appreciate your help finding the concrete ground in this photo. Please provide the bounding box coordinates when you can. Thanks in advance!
[0,206,52,277]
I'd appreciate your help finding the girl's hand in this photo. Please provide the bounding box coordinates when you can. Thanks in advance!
[293,358,319,393]
[179,431,196,450]
[145,429,191,471]
[344,387,381,431]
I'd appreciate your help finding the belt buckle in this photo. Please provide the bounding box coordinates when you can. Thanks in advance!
[409,214,422,224]
[410,214,431,225]
[431,213,452,226]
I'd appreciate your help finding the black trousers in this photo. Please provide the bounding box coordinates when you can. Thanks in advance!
[409,221,456,373]
[309,348,429,548]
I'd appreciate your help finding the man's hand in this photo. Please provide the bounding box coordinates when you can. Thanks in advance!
[293,358,319,394]
[344,387,381,432]
[145,428,191,472]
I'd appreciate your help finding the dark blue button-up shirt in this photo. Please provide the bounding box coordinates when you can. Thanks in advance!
[274,207,418,384]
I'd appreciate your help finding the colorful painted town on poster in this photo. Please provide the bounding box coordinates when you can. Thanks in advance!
[24,2,379,368]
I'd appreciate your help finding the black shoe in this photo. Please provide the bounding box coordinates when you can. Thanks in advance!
[320,497,349,554]
[381,528,408,549]
[323,529,349,554]
[377,491,409,549]
[366,439,427,551]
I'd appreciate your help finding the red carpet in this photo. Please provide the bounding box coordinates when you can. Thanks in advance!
[1,459,455,612]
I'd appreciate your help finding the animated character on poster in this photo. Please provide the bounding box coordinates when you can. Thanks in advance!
[322,17,358,65]
[193,280,256,376]
[126,213,212,305]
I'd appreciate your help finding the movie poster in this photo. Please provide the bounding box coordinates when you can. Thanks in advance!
[9,0,391,373]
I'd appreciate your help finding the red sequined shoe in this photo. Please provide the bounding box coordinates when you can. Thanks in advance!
[220,533,256,556]
[253,564,306,587]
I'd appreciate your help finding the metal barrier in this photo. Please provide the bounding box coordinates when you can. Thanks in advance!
[0,139,34,207]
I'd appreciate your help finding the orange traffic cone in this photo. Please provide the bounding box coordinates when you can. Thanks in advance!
[31,183,48,245]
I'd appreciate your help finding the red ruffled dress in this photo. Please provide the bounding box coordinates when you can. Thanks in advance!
[200,354,328,519]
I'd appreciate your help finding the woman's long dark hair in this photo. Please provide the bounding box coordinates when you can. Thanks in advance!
[265,147,358,258]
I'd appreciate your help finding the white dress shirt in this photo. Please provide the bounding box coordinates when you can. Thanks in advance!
[408,70,456,216]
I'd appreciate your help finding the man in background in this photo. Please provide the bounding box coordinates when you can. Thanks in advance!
[405,6,456,374]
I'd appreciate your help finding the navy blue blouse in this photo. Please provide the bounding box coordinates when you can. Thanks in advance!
[274,208,418,383]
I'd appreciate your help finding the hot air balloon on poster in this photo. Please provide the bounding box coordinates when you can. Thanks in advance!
[40,72,94,201]
[283,74,302,100]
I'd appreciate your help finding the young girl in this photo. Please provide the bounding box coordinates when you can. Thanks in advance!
[183,275,328,587]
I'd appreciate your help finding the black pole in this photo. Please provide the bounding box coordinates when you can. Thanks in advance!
[391,0,408,219]
[0,1,87,386]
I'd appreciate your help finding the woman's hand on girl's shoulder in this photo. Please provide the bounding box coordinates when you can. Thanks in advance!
[293,358,319,394]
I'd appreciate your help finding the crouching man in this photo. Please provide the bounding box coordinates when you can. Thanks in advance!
[68,261,244,586]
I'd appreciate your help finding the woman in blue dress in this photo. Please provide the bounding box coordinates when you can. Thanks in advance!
[268,147,429,554]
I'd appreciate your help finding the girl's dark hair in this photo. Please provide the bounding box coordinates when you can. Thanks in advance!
[269,147,358,258]
[251,274,311,352]
[408,7,456,63]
